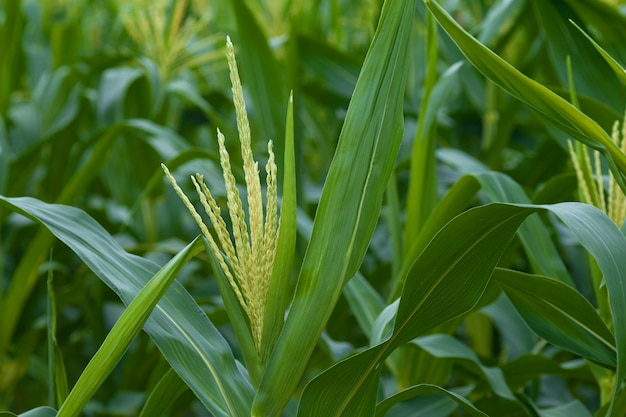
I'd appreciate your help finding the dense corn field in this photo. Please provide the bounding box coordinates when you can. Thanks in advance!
[2,0,626,416]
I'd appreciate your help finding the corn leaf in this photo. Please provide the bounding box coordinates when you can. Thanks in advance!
[0,196,254,417]
[424,0,626,190]
[252,0,415,414]
[261,92,297,363]
[494,268,616,368]
[298,200,626,415]
[375,384,488,417]
[410,334,514,400]
[570,20,626,86]
[56,236,204,417]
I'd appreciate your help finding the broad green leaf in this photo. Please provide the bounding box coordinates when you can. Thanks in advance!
[96,67,144,126]
[253,0,415,414]
[0,196,254,417]
[299,202,534,416]
[394,204,534,347]
[56,237,204,417]
[299,200,626,415]
[495,268,616,368]
[532,203,626,416]
[424,0,626,191]
[472,171,573,285]
[411,334,514,400]
[375,384,488,417]
[501,354,591,391]
[0,120,192,358]
[297,345,387,417]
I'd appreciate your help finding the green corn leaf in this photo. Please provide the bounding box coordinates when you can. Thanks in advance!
[261,92,297,363]
[404,11,440,248]
[410,334,515,400]
[0,407,57,417]
[494,268,616,368]
[530,0,625,111]
[253,0,415,414]
[0,196,254,417]
[424,0,626,191]
[56,236,204,417]
[298,200,626,416]
[375,384,488,417]
[298,202,534,416]
[570,20,626,86]
[472,171,573,285]
[501,354,590,391]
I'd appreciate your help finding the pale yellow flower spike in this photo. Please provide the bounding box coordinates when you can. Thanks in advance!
[568,141,594,205]
[569,111,626,229]
[161,164,247,312]
[162,37,280,353]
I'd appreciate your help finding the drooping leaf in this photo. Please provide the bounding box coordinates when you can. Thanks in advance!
[424,0,626,191]
[299,200,626,416]
[0,196,254,417]
[411,334,514,400]
[375,384,488,417]
[495,268,616,369]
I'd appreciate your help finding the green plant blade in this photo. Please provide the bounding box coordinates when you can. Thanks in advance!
[424,0,626,191]
[375,384,488,417]
[57,236,204,417]
[299,202,534,416]
[0,196,254,417]
[536,203,626,416]
[411,334,514,400]
[298,200,626,415]
[261,92,297,363]
[253,0,415,414]
[394,203,534,347]
[297,345,387,417]
[472,171,573,285]
[495,268,616,368]
[570,20,626,86]
[0,408,57,417]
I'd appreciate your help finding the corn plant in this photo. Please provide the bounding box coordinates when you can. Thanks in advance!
[2,0,626,416]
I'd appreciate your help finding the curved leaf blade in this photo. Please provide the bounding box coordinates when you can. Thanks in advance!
[0,196,254,417]
[424,0,626,190]
[495,268,616,368]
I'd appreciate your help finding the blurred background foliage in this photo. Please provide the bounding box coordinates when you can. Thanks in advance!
[1,0,626,415]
